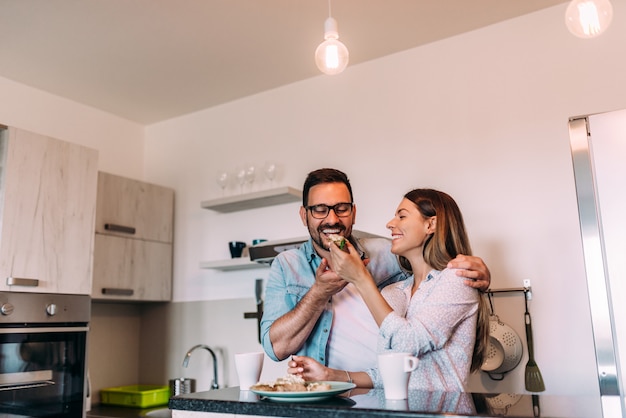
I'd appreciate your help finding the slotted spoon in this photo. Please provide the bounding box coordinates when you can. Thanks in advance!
[524,296,545,392]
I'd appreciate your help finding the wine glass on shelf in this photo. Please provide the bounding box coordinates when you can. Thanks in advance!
[245,165,256,191]
[264,161,277,188]
[216,171,229,196]
[236,166,246,194]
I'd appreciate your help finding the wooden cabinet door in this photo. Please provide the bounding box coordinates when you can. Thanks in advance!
[92,172,174,301]
[95,172,174,243]
[92,234,172,301]
[0,127,98,294]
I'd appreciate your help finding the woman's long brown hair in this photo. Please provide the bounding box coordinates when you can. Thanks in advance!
[399,189,489,373]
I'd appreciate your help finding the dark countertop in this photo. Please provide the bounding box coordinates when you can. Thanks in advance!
[168,386,613,417]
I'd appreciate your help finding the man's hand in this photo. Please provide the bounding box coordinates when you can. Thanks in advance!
[312,257,348,297]
[268,258,346,361]
[447,254,491,292]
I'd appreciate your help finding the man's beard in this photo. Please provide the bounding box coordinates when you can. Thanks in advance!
[307,221,350,252]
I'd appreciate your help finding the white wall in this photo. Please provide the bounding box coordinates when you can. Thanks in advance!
[143,2,626,401]
[0,76,145,178]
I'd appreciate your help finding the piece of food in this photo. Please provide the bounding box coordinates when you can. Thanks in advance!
[249,383,274,391]
[327,234,347,251]
[250,375,331,392]
[308,382,332,391]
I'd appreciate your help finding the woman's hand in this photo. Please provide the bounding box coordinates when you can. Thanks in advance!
[288,355,332,381]
[328,240,391,325]
[328,240,371,285]
[289,355,374,388]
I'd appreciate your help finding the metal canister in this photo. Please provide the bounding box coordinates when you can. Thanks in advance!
[169,378,196,397]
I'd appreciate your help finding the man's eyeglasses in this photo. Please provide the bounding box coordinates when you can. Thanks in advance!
[306,202,354,219]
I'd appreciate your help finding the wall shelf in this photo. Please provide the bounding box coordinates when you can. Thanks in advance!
[200,230,386,272]
[201,186,302,213]
[199,257,269,271]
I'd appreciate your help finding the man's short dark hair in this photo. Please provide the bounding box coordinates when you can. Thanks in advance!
[302,168,354,207]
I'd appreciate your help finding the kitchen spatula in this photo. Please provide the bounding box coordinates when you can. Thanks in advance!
[524,297,545,392]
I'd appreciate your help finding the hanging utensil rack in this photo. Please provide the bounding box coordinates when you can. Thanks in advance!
[486,280,532,320]
[486,279,532,301]
[485,280,546,396]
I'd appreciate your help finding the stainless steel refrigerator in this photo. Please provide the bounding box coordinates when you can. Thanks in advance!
[569,109,626,417]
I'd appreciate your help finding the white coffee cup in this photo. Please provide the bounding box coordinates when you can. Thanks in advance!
[385,398,409,411]
[234,351,264,390]
[378,352,418,399]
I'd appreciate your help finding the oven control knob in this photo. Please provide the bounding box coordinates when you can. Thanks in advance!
[46,303,57,316]
[0,303,13,316]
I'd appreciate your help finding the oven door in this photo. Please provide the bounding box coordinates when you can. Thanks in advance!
[0,325,88,417]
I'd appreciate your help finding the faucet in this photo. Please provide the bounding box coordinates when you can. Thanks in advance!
[182,344,219,390]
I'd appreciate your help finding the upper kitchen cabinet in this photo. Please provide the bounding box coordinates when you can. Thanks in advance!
[95,172,174,242]
[92,172,174,301]
[0,126,98,294]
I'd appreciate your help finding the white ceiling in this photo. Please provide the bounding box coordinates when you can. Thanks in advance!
[0,0,568,124]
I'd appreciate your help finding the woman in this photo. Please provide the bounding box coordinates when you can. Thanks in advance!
[289,189,489,391]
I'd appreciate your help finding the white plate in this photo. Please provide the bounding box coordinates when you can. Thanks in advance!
[250,381,356,402]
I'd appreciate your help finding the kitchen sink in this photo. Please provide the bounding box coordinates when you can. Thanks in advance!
[142,408,171,418]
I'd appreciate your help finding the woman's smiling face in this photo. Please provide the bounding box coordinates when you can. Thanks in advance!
[386,197,435,258]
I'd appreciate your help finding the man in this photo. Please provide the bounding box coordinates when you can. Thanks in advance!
[260,168,490,373]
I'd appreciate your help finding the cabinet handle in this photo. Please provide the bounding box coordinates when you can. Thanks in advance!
[104,224,136,235]
[6,277,39,287]
[101,288,134,296]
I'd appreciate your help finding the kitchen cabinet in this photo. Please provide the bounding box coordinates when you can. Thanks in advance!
[92,172,174,301]
[0,126,98,294]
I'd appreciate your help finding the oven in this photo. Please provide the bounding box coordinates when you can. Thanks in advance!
[0,292,90,417]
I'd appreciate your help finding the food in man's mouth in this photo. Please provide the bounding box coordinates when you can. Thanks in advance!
[250,375,332,392]
[327,234,347,251]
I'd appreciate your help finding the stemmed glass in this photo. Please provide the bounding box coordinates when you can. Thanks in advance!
[216,171,229,196]
[264,162,277,187]
[236,167,247,194]
[245,165,256,191]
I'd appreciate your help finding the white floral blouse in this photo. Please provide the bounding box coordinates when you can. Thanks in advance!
[366,268,480,392]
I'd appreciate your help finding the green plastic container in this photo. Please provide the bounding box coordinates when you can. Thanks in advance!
[100,385,170,408]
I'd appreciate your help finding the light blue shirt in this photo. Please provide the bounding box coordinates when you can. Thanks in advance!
[260,237,408,365]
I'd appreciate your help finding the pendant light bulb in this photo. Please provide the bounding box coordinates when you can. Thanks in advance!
[315,17,349,75]
[565,0,613,38]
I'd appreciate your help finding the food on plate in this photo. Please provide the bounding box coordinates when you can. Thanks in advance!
[327,234,348,251]
[250,375,332,392]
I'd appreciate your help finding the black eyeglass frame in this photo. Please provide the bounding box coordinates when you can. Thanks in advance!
[306,202,354,219]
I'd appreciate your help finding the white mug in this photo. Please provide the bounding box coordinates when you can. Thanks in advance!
[234,352,264,390]
[378,352,418,399]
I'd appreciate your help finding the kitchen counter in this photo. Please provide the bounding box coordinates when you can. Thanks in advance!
[168,386,615,417]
